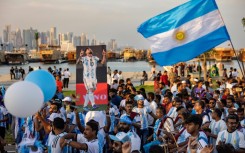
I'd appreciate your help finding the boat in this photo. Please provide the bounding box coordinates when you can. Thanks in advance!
[28,49,42,62]
[213,48,234,62]
[238,48,245,62]
[0,50,29,65]
[39,44,63,64]
[67,50,76,64]
[122,48,136,62]
[146,49,156,65]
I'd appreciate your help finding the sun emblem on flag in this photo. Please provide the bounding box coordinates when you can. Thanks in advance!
[175,31,185,41]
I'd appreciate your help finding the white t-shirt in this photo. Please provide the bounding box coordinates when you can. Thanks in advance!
[177,128,190,144]
[148,101,158,126]
[85,139,99,153]
[51,132,67,153]
[133,107,152,129]
[127,131,141,152]
[240,119,245,128]
[209,119,227,153]
[63,71,71,78]
[81,56,99,80]
[216,130,245,150]
[187,131,208,153]
[167,107,178,121]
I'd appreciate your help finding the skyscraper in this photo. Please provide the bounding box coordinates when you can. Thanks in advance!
[108,39,117,50]
[16,28,22,49]
[81,33,87,46]
[91,35,97,46]
[50,27,57,45]
[3,25,11,43]
[67,32,73,43]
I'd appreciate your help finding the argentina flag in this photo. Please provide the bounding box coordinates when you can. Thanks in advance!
[137,0,230,66]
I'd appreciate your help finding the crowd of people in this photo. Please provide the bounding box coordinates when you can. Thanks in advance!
[0,64,244,153]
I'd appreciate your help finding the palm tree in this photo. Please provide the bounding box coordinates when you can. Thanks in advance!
[199,49,215,81]
[242,17,245,30]
[35,32,39,52]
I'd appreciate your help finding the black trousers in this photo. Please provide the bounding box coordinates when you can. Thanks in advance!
[63,78,69,88]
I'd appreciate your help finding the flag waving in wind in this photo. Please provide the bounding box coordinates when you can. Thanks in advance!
[137,0,230,66]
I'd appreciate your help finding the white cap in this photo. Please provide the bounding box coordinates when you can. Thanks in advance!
[48,113,66,122]
[109,132,131,143]
[85,111,106,128]
[134,95,144,101]
[181,80,186,84]
[194,79,199,82]
[62,96,72,102]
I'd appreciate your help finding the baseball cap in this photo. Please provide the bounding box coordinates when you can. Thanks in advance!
[109,132,131,143]
[134,95,144,101]
[194,78,199,82]
[181,80,186,84]
[62,97,72,102]
[48,113,66,122]
[119,115,132,124]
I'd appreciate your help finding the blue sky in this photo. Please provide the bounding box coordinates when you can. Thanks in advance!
[0,0,245,49]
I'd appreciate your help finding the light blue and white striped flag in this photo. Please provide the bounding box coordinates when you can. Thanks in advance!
[137,0,230,66]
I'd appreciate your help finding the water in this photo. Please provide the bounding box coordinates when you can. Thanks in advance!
[0,60,244,75]
[0,63,76,75]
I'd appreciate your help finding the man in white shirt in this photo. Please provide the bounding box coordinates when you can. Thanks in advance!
[76,48,106,111]
[61,119,100,153]
[185,114,208,153]
[51,117,68,153]
[216,114,245,153]
[63,68,71,89]
[206,108,227,153]
[109,132,131,153]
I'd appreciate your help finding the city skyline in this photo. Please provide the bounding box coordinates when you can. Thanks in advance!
[0,0,245,49]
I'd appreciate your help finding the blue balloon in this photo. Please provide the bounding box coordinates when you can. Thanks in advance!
[25,70,56,102]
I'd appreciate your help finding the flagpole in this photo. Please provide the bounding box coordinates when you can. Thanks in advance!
[229,41,245,79]
[214,1,245,78]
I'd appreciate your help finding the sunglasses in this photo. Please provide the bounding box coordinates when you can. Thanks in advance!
[89,52,92,54]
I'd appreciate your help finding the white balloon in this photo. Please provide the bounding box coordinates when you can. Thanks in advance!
[4,81,44,118]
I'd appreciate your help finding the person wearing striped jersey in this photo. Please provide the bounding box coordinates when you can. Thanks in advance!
[167,97,183,121]
[223,96,237,118]
[51,117,69,153]
[216,114,245,153]
[132,96,157,149]
[61,119,99,153]
[206,108,227,153]
[147,106,174,142]
[75,110,111,153]
[167,108,190,153]
[237,108,245,128]
[120,101,141,132]
[185,114,208,153]
[76,48,106,111]
[117,115,141,152]
[194,100,210,128]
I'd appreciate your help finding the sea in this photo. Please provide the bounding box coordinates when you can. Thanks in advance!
[0,60,244,76]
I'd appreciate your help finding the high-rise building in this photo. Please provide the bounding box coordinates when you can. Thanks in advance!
[91,35,97,46]
[16,28,22,49]
[40,32,48,44]
[108,39,117,50]
[9,31,16,47]
[50,27,57,45]
[23,27,37,50]
[67,32,73,43]
[81,33,87,46]
[72,36,81,47]
[3,30,8,43]
[6,25,11,42]
[23,29,31,49]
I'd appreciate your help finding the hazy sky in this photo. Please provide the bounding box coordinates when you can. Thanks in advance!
[0,0,245,49]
